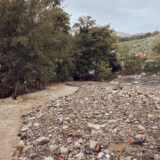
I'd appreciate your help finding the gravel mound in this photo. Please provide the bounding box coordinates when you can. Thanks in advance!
[13,76,160,160]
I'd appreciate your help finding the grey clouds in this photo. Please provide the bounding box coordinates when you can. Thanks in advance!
[63,0,160,34]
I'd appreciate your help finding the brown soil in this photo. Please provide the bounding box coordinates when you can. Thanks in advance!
[0,84,78,160]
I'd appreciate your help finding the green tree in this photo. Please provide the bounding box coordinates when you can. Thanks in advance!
[72,16,120,80]
[0,0,70,98]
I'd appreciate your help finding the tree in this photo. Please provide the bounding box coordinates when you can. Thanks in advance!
[72,16,120,80]
[0,0,70,98]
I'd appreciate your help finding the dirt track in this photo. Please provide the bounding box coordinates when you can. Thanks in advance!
[0,84,78,160]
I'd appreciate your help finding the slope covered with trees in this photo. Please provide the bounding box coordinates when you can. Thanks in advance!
[0,1,120,98]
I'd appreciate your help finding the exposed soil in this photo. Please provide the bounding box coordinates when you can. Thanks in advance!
[0,84,78,160]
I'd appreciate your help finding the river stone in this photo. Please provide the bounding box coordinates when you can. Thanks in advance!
[49,145,58,152]
[98,152,105,158]
[89,140,101,151]
[21,126,28,132]
[88,123,101,130]
[138,125,145,130]
[74,142,81,148]
[60,146,69,154]
[44,157,54,160]
[129,114,133,119]
[135,134,145,142]
[112,128,118,134]
[23,145,33,152]
[37,137,49,145]
[75,152,84,159]
[18,140,25,147]
[89,140,98,150]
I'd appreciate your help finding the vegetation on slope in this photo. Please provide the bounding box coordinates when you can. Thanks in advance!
[117,32,160,57]
[119,31,159,42]
[117,31,160,75]
[0,1,120,99]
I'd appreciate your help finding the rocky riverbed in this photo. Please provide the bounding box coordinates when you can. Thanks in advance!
[13,74,160,160]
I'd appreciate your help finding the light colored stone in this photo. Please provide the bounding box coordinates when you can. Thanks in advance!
[105,154,111,159]
[23,145,33,152]
[154,154,160,160]
[49,145,58,152]
[88,123,101,130]
[62,125,68,129]
[74,142,81,148]
[33,123,40,127]
[44,157,54,160]
[152,126,158,129]
[148,114,153,118]
[75,152,84,159]
[100,124,106,128]
[133,81,139,84]
[30,153,37,158]
[135,134,145,142]
[126,157,132,160]
[129,114,133,119]
[138,125,145,130]
[112,90,117,94]
[29,117,36,120]
[112,128,118,134]
[110,81,119,84]
[18,140,25,147]
[37,137,49,145]
[126,119,130,123]
[21,126,28,132]
[120,156,127,160]
[89,140,98,150]
[103,149,110,154]
[108,120,116,123]
[60,146,69,154]
[89,140,101,151]
[97,152,105,158]
[55,103,60,107]
[77,138,83,144]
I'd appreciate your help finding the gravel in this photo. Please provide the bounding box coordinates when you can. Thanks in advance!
[13,74,160,160]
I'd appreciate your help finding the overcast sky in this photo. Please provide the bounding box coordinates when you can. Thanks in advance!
[62,0,160,34]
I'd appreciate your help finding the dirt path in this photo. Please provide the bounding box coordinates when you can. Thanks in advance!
[0,84,78,160]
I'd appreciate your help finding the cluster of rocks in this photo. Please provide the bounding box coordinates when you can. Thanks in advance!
[111,73,160,86]
[13,75,160,160]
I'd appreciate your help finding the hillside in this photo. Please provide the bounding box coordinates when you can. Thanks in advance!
[116,31,131,37]
[117,33,160,58]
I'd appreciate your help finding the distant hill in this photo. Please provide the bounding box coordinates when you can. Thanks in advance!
[117,33,160,58]
[70,30,132,37]
[116,32,131,37]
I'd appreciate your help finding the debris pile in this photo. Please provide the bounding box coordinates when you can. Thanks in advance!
[13,75,160,160]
